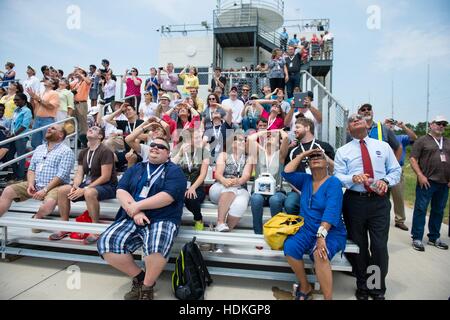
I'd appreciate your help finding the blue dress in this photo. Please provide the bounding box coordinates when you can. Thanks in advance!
[281,172,347,261]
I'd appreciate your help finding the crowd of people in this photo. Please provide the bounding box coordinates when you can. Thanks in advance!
[0,57,448,301]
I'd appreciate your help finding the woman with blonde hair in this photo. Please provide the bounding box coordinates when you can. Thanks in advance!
[179,65,199,97]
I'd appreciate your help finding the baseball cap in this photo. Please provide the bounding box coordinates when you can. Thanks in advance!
[27,65,36,73]
[229,86,238,93]
[160,93,171,101]
[358,104,372,112]
[250,94,259,99]
[88,106,100,116]
[431,115,448,124]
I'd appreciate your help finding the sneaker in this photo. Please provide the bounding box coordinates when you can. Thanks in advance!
[194,221,204,231]
[139,284,154,300]
[428,238,449,250]
[124,278,143,300]
[215,223,230,232]
[395,223,409,231]
[412,240,425,252]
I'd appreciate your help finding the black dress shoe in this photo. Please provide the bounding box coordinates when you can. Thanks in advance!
[395,223,409,231]
[369,292,385,300]
[355,289,369,300]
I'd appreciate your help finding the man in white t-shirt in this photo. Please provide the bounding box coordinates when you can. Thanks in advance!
[284,91,322,141]
[22,66,41,101]
[221,86,244,126]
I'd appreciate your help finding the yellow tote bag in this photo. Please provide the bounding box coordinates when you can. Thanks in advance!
[263,213,304,250]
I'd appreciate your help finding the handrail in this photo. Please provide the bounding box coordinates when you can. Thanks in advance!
[217,0,284,16]
[0,117,78,170]
[300,70,346,109]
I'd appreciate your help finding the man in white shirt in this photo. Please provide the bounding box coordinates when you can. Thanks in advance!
[221,86,244,126]
[22,66,41,101]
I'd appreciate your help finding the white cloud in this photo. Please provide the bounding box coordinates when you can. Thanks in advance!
[375,26,450,71]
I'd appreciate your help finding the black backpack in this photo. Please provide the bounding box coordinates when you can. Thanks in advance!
[172,237,213,300]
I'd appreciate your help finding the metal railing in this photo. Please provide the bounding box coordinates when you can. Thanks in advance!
[217,0,284,16]
[300,70,348,149]
[214,6,259,28]
[0,117,78,171]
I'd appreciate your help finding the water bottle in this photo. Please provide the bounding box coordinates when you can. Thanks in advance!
[367,178,385,196]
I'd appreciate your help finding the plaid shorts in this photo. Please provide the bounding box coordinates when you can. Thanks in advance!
[97,219,178,259]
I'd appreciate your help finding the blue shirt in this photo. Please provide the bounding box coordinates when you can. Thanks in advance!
[144,77,159,97]
[29,142,75,190]
[334,136,402,192]
[280,32,289,41]
[115,161,187,225]
[281,172,347,236]
[11,105,32,135]
[396,134,412,166]
[288,38,300,46]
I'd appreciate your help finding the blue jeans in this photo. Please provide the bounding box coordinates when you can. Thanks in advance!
[242,116,258,132]
[250,192,286,234]
[284,191,300,215]
[286,73,301,99]
[31,117,55,149]
[411,181,449,241]
[12,137,28,180]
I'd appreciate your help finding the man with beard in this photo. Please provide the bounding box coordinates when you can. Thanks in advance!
[0,124,74,224]
[283,117,335,215]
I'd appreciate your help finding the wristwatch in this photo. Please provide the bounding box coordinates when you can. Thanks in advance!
[316,226,328,239]
[380,178,390,186]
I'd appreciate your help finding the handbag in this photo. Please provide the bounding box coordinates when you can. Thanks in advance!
[70,210,92,240]
[263,213,304,250]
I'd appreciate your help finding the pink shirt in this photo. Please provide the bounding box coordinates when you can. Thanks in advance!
[261,110,284,130]
[125,77,142,97]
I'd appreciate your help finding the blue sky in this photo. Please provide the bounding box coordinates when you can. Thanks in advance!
[1,0,449,125]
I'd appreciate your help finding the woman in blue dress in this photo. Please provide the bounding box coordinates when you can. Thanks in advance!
[282,149,347,300]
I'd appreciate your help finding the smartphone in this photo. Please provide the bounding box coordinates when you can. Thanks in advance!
[159,67,164,71]
[293,92,308,109]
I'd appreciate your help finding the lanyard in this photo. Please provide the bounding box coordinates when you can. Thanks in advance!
[184,150,197,173]
[430,134,443,151]
[231,153,244,176]
[267,115,277,129]
[145,163,165,188]
[43,143,62,161]
[213,125,221,140]
[86,146,98,173]
[249,106,257,118]
[127,121,136,133]
[264,151,277,172]
[300,139,316,153]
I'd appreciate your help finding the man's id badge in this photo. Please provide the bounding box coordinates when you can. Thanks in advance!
[215,144,221,153]
[305,167,312,175]
[440,153,447,162]
[139,185,150,199]
[186,181,191,189]
[289,62,293,68]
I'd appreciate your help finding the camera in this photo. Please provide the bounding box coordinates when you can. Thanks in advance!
[158,67,164,71]
[388,118,398,125]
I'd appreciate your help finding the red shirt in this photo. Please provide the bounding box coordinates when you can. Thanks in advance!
[125,77,142,97]
[261,110,284,130]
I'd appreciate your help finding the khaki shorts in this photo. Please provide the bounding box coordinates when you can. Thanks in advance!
[74,101,88,135]
[10,182,59,202]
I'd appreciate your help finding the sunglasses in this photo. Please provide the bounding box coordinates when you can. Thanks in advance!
[208,97,216,100]
[359,107,371,112]
[149,142,169,151]
[349,115,364,122]
[242,89,249,91]
[435,122,448,127]
[309,153,325,160]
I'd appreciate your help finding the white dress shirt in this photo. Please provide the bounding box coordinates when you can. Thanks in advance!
[334,135,402,192]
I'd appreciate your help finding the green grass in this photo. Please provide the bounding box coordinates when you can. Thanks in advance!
[403,157,449,225]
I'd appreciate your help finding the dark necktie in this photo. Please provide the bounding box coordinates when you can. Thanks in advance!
[360,139,374,192]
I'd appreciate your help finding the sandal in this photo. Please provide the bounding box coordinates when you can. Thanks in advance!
[83,234,100,245]
[49,231,71,241]
[294,285,313,300]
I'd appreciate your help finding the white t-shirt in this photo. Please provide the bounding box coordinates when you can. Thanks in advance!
[139,102,158,120]
[222,98,244,124]
[103,113,127,138]
[22,76,41,100]
[103,80,116,99]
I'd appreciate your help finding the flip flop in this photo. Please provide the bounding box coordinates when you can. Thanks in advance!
[83,234,100,245]
[49,231,71,241]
